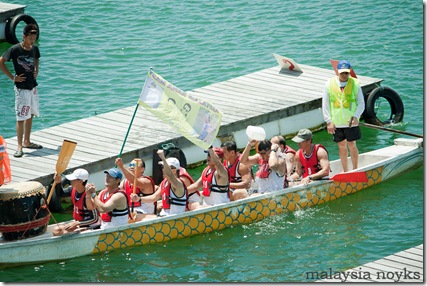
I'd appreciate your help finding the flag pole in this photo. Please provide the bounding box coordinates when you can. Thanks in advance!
[117,68,152,158]
[117,104,139,158]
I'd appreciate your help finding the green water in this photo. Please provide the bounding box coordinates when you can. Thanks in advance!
[0,0,423,282]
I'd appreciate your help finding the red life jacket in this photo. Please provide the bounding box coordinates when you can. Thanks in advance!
[71,188,87,221]
[160,178,188,209]
[179,167,195,184]
[123,176,155,207]
[202,167,230,197]
[223,154,242,183]
[99,188,129,222]
[284,145,296,155]
[256,157,271,179]
[298,144,327,178]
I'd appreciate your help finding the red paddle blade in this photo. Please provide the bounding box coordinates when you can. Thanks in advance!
[329,172,368,182]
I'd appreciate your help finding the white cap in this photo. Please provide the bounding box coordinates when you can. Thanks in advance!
[158,157,180,169]
[65,168,89,181]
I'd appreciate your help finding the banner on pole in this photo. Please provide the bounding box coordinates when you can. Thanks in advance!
[138,69,222,149]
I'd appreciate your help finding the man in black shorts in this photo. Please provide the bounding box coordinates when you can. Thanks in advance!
[322,60,365,172]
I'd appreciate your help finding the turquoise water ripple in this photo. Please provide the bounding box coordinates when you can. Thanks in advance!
[0,0,423,282]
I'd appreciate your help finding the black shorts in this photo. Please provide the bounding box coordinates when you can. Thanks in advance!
[333,127,362,142]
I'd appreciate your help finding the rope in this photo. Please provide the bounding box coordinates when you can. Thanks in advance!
[0,204,61,240]
[0,213,50,233]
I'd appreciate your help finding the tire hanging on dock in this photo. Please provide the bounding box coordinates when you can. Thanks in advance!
[362,86,404,126]
[5,14,39,45]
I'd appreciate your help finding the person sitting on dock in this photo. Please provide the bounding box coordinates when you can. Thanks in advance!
[289,129,330,186]
[241,139,287,194]
[85,168,129,229]
[270,135,296,181]
[52,169,100,236]
[322,60,365,172]
[134,150,188,220]
[187,146,230,206]
[220,140,251,201]
[115,157,157,218]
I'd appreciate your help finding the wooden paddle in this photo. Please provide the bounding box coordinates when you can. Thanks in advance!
[129,158,141,222]
[46,140,77,205]
[326,172,368,183]
[359,122,423,138]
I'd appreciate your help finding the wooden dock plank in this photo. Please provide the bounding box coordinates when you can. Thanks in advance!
[3,64,383,186]
[317,245,423,282]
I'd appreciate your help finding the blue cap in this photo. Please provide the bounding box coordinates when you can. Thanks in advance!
[337,60,351,73]
[104,168,122,179]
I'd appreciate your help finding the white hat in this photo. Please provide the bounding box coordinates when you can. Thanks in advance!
[158,157,180,169]
[65,168,89,181]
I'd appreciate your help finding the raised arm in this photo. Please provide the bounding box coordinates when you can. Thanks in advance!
[157,149,185,197]
[240,139,260,165]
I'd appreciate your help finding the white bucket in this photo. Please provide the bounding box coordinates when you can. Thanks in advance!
[246,125,266,141]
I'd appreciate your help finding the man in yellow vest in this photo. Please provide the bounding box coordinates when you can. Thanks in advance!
[322,60,365,172]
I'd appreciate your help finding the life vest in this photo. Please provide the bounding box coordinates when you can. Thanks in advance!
[71,188,92,221]
[224,154,242,183]
[123,176,155,207]
[328,76,360,126]
[160,178,188,210]
[0,136,11,186]
[99,188,129,222]
[201,167,230,197]
[256,157,271,179]
[298,144,328,178]
[284,145,296,155]
[179,167,195,184]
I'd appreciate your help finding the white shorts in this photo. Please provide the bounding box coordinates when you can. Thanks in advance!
[15,87,39,121]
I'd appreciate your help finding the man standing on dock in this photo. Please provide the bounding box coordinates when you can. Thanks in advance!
[322,60,365,172]
[0,24,42,158]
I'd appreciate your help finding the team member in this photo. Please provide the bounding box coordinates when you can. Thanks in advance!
[289,129,330,186]
[221,140,251,200]
[86,168,129,229]
[115,157,156,218]
[135,150,188,220]
[52,169,99,236]
[187,147,230,206]
[241,139,286,194]
[270,135,296,179]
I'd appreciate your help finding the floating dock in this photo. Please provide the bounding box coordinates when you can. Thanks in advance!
[317,244,423,282]
[0,2,26,42]
[3,63,382,189]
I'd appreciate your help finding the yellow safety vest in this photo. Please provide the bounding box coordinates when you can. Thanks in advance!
[328,77,360,126]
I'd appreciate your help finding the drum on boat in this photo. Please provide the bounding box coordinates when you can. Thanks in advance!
[0,181,50,241]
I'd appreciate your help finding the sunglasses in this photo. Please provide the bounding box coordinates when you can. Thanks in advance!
[129,163,137,167]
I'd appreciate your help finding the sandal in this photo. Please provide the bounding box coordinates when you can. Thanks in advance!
[14,149,24,158]
[23,142,43,149]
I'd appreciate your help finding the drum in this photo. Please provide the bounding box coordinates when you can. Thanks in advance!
[0,181,50,241]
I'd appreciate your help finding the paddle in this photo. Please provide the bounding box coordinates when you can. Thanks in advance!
[129,158,141,222]
[359,122,423,138]
[325,171,368,183]
[46,140,77,205]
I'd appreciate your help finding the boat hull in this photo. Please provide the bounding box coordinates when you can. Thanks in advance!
[0,138,423,265]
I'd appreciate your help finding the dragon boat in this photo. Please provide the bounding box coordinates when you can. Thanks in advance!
[0,137,423,265]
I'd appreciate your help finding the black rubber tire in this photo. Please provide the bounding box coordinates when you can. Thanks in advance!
[5,14,39,44]
[363,86,404,126]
